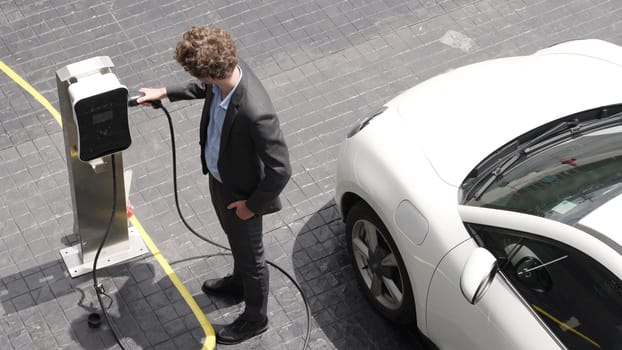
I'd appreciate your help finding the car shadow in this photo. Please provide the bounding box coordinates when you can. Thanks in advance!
[289,199,422,349]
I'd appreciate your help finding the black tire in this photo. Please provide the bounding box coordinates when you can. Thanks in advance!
[346,202,416,325]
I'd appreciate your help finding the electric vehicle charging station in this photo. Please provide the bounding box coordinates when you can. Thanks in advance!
[56,56,148,278]
[54,56,308,348]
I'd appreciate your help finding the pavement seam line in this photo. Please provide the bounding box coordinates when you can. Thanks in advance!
[0,59,216,350]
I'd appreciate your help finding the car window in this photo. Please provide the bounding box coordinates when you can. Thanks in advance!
[468,224,622,350]
[465,125,622,226]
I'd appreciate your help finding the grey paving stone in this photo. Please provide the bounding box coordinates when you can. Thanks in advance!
[32,334,57,350]
[8,328,34,349]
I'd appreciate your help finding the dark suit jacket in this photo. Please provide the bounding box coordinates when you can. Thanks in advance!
[166,60,291,215]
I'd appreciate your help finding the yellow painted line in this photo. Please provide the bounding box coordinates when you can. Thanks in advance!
[0,59,216,349]
[131,216,216,349]
[0,61,62,125]
[532,304,600,348]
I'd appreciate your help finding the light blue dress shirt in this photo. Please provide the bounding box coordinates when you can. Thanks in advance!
[206,67,242,182]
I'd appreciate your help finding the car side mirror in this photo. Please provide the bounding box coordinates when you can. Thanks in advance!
[460,247,498,305]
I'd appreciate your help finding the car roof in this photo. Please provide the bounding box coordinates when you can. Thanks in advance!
[579,192,622,248]
[393,39,622,187]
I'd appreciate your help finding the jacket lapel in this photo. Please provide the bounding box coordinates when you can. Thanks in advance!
[218,66,246,161]
[200,87,214,145]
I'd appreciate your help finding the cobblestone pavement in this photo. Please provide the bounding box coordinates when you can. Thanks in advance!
[1,0,622,349]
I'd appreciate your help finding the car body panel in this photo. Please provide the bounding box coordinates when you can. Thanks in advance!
[426,239,563,350]
[392,41,622,187]
[579,192,622,247]
[336,106,471,331]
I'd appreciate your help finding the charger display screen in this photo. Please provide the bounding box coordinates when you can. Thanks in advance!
[74,87,131,161]
[92,110,113,124]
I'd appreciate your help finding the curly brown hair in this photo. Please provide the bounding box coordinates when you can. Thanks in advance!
[175,25,238,80]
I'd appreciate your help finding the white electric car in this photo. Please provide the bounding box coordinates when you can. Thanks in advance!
[335,39,622,350]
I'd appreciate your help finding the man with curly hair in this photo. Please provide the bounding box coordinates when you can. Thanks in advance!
[138,25,291,345]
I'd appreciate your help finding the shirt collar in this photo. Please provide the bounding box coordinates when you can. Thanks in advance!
[212,65,243,109]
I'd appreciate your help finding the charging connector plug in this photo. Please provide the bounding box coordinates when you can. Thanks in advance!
[128,91,162,109]
[127,91,144,107]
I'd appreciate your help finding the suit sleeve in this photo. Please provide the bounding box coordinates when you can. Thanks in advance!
[166,81,209,101]
[245,112,292,214]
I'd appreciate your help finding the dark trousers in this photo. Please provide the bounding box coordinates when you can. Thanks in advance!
[208,175,269,321]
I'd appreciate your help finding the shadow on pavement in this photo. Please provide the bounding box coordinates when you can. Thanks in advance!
[67,261,206,349]
[0,199,426,349]
[1,259,204,349]
[290,199,421,349]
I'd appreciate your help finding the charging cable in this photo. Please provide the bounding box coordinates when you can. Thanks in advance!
[90,153,128,349]
[129,95,311,349]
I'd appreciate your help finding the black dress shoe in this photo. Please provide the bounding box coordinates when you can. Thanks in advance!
[201,275,244,298]
[217,316,268,345]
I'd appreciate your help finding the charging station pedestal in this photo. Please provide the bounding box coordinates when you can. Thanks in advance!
[56,56,147,278]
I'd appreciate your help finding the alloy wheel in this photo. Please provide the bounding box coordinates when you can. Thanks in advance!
[351,219,404,310]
